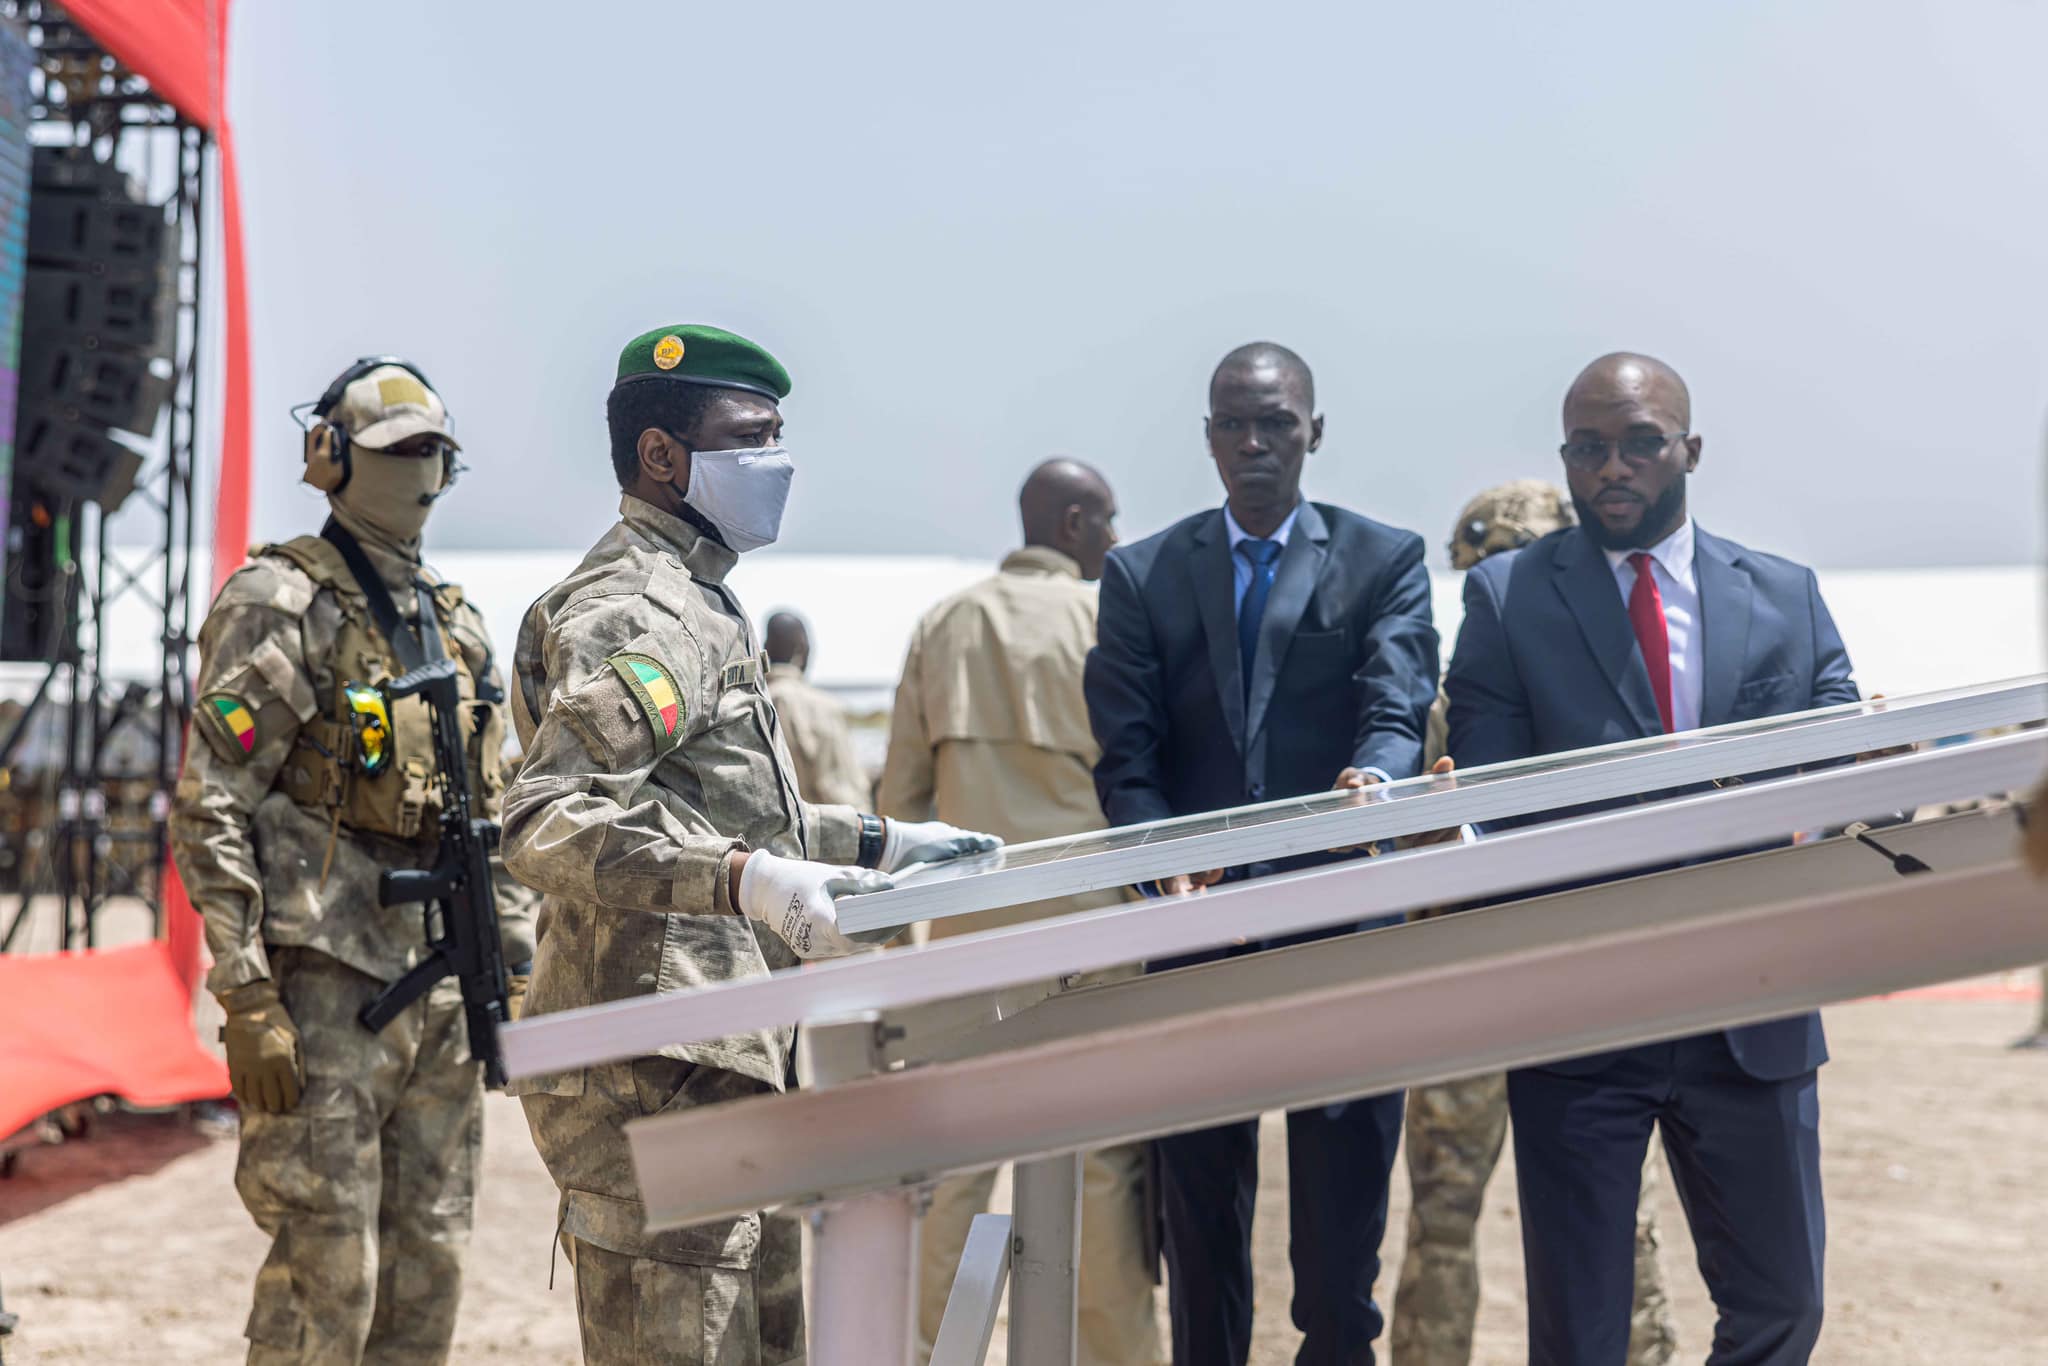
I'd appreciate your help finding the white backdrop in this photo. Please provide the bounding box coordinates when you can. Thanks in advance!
[29,554,2041,717]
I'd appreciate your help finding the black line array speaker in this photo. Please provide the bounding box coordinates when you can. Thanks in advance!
[0,487,73,663]
[12,146,172,511]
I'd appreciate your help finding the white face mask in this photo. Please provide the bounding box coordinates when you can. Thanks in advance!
[684,445,795,553]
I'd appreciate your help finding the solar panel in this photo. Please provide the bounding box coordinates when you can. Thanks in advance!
[841,676,2045,933]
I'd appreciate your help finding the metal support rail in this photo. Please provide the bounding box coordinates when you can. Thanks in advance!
[501,728,2045,1082]
[929,1213,1012,1366]
[841,676,2045,931]
[626,801,2041,1232]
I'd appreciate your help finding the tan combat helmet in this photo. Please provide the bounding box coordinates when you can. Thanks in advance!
[1447,478,1575,570]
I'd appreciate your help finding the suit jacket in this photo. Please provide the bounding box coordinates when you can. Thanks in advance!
[1085,501,1438,884]
[1444,522,1860,1080]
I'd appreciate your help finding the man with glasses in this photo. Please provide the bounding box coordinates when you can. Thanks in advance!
[1444,352,1858,1366]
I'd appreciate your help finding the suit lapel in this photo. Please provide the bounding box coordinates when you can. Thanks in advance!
[1190,512,1246,752]
[1694,527,1752,727]
[1247,502,1330,742]
[1552,529,1665,737]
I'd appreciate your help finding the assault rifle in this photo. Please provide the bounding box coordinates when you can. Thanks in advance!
[356,657,513,1088]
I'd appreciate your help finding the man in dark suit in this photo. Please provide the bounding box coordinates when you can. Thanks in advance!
[1445,352,1858,1366]
[1085,342,1438,1365]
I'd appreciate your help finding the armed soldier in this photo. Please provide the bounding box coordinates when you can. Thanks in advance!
[1390,479,1678,1366]
[170,358,536,1364]
[500,323,999,1363]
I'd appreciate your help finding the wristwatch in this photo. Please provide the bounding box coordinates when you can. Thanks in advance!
[857,814,887,869]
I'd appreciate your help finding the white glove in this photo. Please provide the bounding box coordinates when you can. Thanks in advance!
[737,850,894,959]
[880,818,1003,874]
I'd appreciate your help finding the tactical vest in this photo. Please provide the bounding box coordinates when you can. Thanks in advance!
[261,535,505,844]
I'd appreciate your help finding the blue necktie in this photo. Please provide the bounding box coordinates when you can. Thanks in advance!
[1236,537,1283,691]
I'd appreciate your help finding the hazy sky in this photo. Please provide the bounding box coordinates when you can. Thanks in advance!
[227,1,2047,568]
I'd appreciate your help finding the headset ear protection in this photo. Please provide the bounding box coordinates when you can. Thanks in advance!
[296,355,443,496]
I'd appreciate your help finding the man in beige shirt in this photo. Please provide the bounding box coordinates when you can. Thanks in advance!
[763,611,872,808]
[879,458,1162,1366]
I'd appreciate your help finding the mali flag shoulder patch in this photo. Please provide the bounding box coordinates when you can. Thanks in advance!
[606,652,687,753]
[199,692,259,762]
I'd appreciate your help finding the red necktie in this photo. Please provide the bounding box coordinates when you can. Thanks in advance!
[1627,552,1675,734]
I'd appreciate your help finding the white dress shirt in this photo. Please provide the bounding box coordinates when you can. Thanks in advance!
[1223,501,1302,615]
[1605,516,1703,733]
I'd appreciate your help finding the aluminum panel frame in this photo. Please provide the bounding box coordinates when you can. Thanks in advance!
[501,731,2045,1082]
[629,848,2045,1230]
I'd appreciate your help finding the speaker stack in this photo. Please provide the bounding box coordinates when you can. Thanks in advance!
[2,148,174,661]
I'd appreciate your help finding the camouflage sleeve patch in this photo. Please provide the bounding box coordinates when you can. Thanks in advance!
[606,652,687,755]
[196,692,260,763]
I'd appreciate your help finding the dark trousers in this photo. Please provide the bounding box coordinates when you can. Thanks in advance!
[1508,1033,1825,1366]
[1156,1092,1404,1366]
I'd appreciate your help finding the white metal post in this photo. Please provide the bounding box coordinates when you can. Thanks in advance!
[809,1191,920,1366]
[1008,1153,1081,1365]
[800,1013,924,1366]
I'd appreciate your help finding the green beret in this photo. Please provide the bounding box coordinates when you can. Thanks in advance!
[613,324,791,402]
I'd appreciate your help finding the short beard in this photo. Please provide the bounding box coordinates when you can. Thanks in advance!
[1572,478,1687,552]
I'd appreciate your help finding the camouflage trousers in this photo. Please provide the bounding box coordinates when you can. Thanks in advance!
[235,947,482,1365]
[520,1060,803,1365]
[915,1143,1163,1366]
[1390,1072,1677,1366]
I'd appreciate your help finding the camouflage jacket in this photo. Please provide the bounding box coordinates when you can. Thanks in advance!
[170,528,537,997]
[501,495,863,1093]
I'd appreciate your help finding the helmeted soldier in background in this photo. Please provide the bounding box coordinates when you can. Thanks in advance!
[170,358,536,1364]
[501,323,999,1364]
[762,610,871,808]
[1390,478,1678,1366]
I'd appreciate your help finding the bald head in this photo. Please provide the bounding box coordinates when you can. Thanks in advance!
[1560,351,1701,551]
[1564,352,1691,432]
[764,611,809,671]
[1019,458,1119,580]
[1211,341,1314,410]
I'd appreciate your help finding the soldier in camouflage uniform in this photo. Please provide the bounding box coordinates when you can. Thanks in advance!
[762,610,872,808]
[170,359,537,1364]
[1390,479,1678,1366]
[500,324,998,1365]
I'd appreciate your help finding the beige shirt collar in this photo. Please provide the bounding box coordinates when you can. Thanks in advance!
[1000,546,1084,579]
[620,493,739,584]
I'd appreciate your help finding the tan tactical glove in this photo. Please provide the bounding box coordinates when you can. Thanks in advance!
[506,973,531,1021]
[220,980,304,1114]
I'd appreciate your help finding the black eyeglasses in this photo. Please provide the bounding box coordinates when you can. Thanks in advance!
[1559,430,1687,472]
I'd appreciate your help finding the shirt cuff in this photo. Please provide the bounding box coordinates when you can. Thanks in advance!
[204,940,273,998]
[1360,767,1393,785]
[712,847,745,918]
[804,803,865,866]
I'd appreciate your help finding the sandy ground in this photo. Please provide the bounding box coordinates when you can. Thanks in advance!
[2,981,2043,1364]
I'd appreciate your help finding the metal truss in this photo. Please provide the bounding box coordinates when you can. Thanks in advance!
[0,10,203,952]
[599,745,2044,1366]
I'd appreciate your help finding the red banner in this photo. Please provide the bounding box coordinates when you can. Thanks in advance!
[0,1,247,1126]
[0,943,227,1137]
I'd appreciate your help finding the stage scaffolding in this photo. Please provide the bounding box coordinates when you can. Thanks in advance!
[0,3,204,954]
